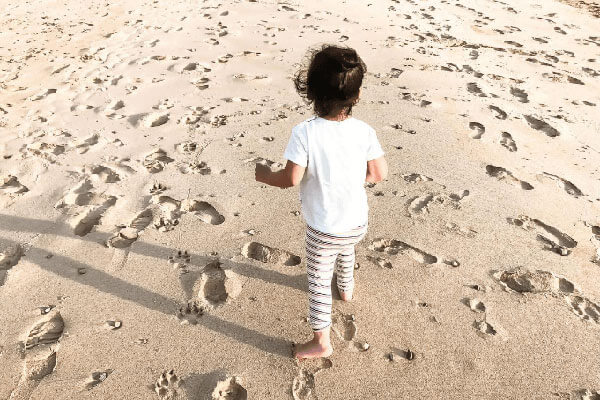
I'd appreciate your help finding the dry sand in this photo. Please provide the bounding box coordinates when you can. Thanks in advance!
[1,0,599,398]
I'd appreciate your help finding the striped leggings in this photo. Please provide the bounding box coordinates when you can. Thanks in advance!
[305,222,368,332]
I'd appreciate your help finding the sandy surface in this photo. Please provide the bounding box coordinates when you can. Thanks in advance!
[1,0,599,399]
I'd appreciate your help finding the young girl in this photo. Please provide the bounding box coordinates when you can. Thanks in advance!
[254,44,388,359]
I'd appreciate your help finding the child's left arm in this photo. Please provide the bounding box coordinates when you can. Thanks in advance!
[255,161,305,189]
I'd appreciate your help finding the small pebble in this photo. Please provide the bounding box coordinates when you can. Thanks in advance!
[360,342,370,351]
[387,353,395,362]
[78,268,86,275]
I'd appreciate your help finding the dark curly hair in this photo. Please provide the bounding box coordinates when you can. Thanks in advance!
[293,44,367,118]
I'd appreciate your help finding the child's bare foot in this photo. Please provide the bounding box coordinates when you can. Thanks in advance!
[339,289,353,302]
[293,328,333,360]
[293,339,333,360]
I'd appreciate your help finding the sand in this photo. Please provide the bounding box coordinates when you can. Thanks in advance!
[0,0,599,398]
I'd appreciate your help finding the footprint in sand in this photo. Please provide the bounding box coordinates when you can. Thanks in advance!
[332,311,357,342]
[367,255,393,269]
[566,296,600,325]
[182,199,225,225]
[72,196,117,237]
[403,173,433,183]
[176,300,205,325]
[387,347,416,362]
[85,370,113,390]
[486,165,534,190]
[467,82,486,97]
[407,190,469,215]
[1,243,23,285]
[331,311,369,352]
[11,310,63,396]
[468,122,485,139]
[510,87,529,103]
[539,172,584,198]
[243,156,284,170]
[154,370,181,399]
[10,349,57,400]
[590,225,600,265]
[494,267,599,325]
[106,209,154,248]
[143,148,174,173]
[1,175,29,195]
[179,160,212,175]
[474,320,497,337]
[24,309,65,350]
[369,238,438,264]
[212,376,248,400]
[507,215,577,255]
[84,165,122,183]
[488,105,507,120]
[292,358,332,400]
[523,115,560,137]
[196,260,242,308]
[500,132,517,152]
[242,242,301,266]
[463,297,486,313]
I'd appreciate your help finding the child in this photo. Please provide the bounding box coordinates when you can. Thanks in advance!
[254,44,388,359]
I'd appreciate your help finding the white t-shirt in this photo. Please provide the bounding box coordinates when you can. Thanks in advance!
[283,116,385,234]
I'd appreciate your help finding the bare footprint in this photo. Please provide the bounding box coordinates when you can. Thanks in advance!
[523,115,560,137]
[486,165,533,190]
[241,242,301,266]
[468,122,485,139]
[500,132,517,152]
[507,215,577,255]
[212,376,248,400]
[369,238,438,264]
[182,199,225,225]
[292,358,332,400]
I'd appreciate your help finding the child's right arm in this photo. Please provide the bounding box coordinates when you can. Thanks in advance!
[366,156,388,183]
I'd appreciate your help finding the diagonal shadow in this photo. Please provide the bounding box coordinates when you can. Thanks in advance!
[0,213,307,291]
[0,214,306,358]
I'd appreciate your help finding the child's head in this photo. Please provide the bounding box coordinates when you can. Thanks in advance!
[294,44,367,117]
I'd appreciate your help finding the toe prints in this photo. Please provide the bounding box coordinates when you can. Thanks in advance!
[494,267,600,326]
[567,296,600,325]
[332,312,357,342]
[407,190,468,215]
[155,370,181,399]
[242,242,301,266]
[176,301,205,325]
[486,165,533,190]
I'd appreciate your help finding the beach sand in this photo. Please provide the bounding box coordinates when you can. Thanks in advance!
[0,0,599,398]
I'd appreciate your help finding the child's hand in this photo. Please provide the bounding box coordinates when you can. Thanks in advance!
[254,163,271,183]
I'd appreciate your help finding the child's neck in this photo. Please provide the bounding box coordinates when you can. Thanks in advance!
[322,109,350,121]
